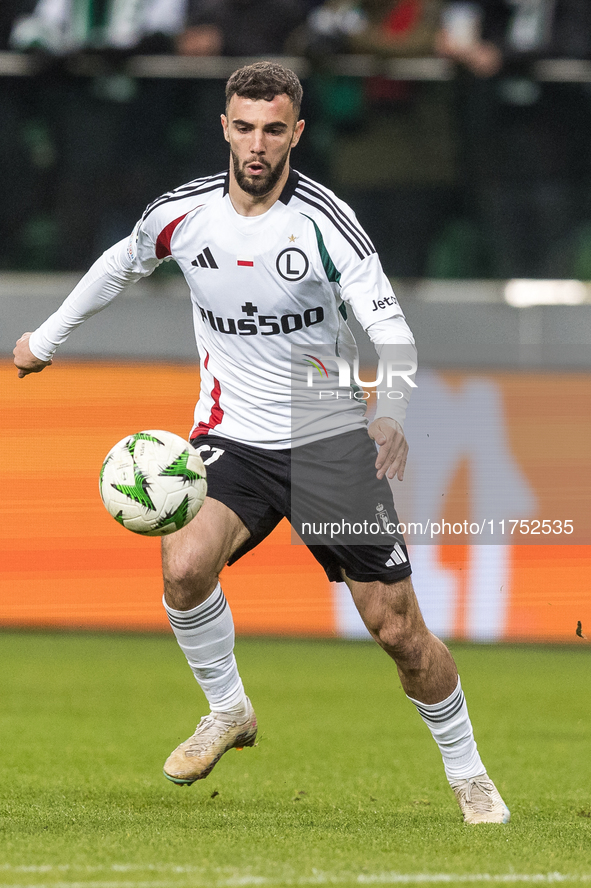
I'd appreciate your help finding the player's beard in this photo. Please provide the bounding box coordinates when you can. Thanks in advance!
[231,144,291,197]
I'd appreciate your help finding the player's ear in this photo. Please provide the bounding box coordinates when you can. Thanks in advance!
[221,114,230,143]
[291,119,305,148]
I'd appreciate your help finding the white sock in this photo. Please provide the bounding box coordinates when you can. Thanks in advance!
[407,678,485,783]
[163,583,248,715]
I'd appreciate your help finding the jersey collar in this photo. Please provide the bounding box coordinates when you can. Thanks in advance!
[279,168,300,204]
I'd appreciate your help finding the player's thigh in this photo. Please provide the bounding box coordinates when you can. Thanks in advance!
[162,495,250,589]
[345,573,427,641]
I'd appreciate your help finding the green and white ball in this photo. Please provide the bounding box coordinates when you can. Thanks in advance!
[99,430,207,536]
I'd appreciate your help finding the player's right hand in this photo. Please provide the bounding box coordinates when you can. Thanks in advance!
[13,333,52,378]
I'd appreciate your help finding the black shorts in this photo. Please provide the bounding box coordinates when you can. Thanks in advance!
[190,429,412,585]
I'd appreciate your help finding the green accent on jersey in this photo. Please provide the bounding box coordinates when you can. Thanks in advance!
[154,494,191,533]
[301,214,341,284]
[159,450,203,483]
[111,466,155,511]
[126,432,163,457]
[351,381,364,402]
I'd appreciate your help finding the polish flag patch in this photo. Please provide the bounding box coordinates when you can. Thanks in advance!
[237,256,254,267]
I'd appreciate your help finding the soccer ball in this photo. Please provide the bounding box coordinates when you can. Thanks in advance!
[99,430,207,536]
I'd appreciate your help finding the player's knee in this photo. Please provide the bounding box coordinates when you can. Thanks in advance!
[162,545,218,609]
[360,578,419,651]
[374,614,420,658]
[369,596,429,670]
[378,624,427,673]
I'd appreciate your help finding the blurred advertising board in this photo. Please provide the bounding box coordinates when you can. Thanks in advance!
[1,360,590,643]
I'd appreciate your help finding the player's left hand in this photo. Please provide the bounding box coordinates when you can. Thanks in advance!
[368,417,408,481]
[13,332,52,378]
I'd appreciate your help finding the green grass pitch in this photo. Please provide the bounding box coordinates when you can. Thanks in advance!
[0,632,590,887]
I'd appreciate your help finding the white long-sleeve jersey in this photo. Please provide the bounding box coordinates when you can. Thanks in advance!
[30,169,416,448]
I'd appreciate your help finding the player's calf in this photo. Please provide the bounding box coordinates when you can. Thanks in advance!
[347,576,458,702]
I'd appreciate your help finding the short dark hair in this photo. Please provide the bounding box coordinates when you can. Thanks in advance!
[225,62,303,118]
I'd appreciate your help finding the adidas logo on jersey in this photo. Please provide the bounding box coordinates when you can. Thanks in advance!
[191,247,218,269]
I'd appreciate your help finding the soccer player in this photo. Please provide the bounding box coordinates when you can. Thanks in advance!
[14,62,509,824]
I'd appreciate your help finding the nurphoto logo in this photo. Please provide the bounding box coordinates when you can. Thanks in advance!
[302,353,417,401]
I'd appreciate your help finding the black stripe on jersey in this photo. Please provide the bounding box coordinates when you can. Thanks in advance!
[168,174,227,200]
[296,176,375,256]
[279,168,300,205]
[143,171,227,211]
[142,176,226,221]
[142,173,226,216]
[165,171,227,196]
[295,190,368,261]
[141,172,227,222]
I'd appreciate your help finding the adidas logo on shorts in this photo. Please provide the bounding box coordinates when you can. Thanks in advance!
[385,542,407,567]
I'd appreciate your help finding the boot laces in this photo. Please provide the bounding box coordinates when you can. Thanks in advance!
[459,776,497,813]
